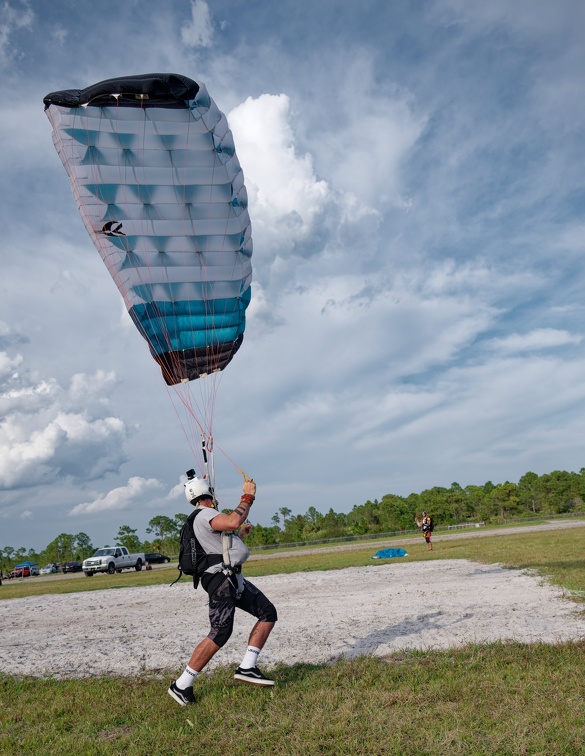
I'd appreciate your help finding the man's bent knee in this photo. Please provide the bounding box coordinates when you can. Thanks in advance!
[258,602,277,623]
[208,620,234,648]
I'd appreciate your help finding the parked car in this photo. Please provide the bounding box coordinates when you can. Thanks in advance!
[82,547,145,576]
[145,553,171,564]
[40,563,60,575]
[9,562,40,578]
[62,561,83,573]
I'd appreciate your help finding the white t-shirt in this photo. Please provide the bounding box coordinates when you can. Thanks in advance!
[193,506,250,574]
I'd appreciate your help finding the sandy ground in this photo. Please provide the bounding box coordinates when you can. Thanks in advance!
[1,520,584,679]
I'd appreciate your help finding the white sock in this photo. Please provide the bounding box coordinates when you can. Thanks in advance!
[176,665,199,689]
[240,646,261,669]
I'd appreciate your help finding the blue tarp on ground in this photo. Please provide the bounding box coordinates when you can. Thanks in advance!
[371,548,408,559]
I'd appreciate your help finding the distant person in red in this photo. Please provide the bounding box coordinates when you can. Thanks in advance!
[415,511,433,551]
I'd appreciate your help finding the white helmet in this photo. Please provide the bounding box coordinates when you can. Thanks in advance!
[184,472,213,505]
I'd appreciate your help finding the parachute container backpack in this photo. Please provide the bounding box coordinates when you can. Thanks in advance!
[174,508,223,589]
[44,74,253,476]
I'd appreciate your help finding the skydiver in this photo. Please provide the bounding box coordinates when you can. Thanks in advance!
[168,476,277,707]
[415,511,433,551]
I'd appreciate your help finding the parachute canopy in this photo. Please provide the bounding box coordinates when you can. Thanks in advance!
[44,73,252,385]
[371,548,408,559]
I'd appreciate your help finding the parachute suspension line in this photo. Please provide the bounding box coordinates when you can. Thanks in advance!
[203,436,252,482]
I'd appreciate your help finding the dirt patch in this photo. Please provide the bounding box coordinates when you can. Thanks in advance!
[1,556,583,679]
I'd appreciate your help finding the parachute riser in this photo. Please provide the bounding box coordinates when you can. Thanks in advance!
[200,431,217,505]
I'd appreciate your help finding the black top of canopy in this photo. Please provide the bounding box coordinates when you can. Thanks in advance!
[43,73,200,109]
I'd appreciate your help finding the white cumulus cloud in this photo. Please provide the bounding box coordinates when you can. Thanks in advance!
[0,337,130,491]
[70,476,163,515]
[166,474,188,501]
[68,370,117,412]
[181,0,213,48]
[0,351,23,381]
[229,94,330,262]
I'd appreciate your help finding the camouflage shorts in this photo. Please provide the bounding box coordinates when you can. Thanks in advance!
[203,573,277,647]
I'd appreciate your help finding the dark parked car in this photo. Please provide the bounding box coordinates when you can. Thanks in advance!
[145,553,171,564]
[62,561,83,573]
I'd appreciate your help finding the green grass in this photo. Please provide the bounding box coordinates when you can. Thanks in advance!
[2,524,585,754]
[2,644,585,755]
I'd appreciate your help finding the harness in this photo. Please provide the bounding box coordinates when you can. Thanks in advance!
[199,430,248,589]
[221,530,233,574]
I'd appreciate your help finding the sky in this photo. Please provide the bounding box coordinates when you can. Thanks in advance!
[1,0,585,552]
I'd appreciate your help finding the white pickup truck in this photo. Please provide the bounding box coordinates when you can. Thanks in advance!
[82,547,145,576]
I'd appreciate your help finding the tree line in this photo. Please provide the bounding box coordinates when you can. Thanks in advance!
[2,467,584,571]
